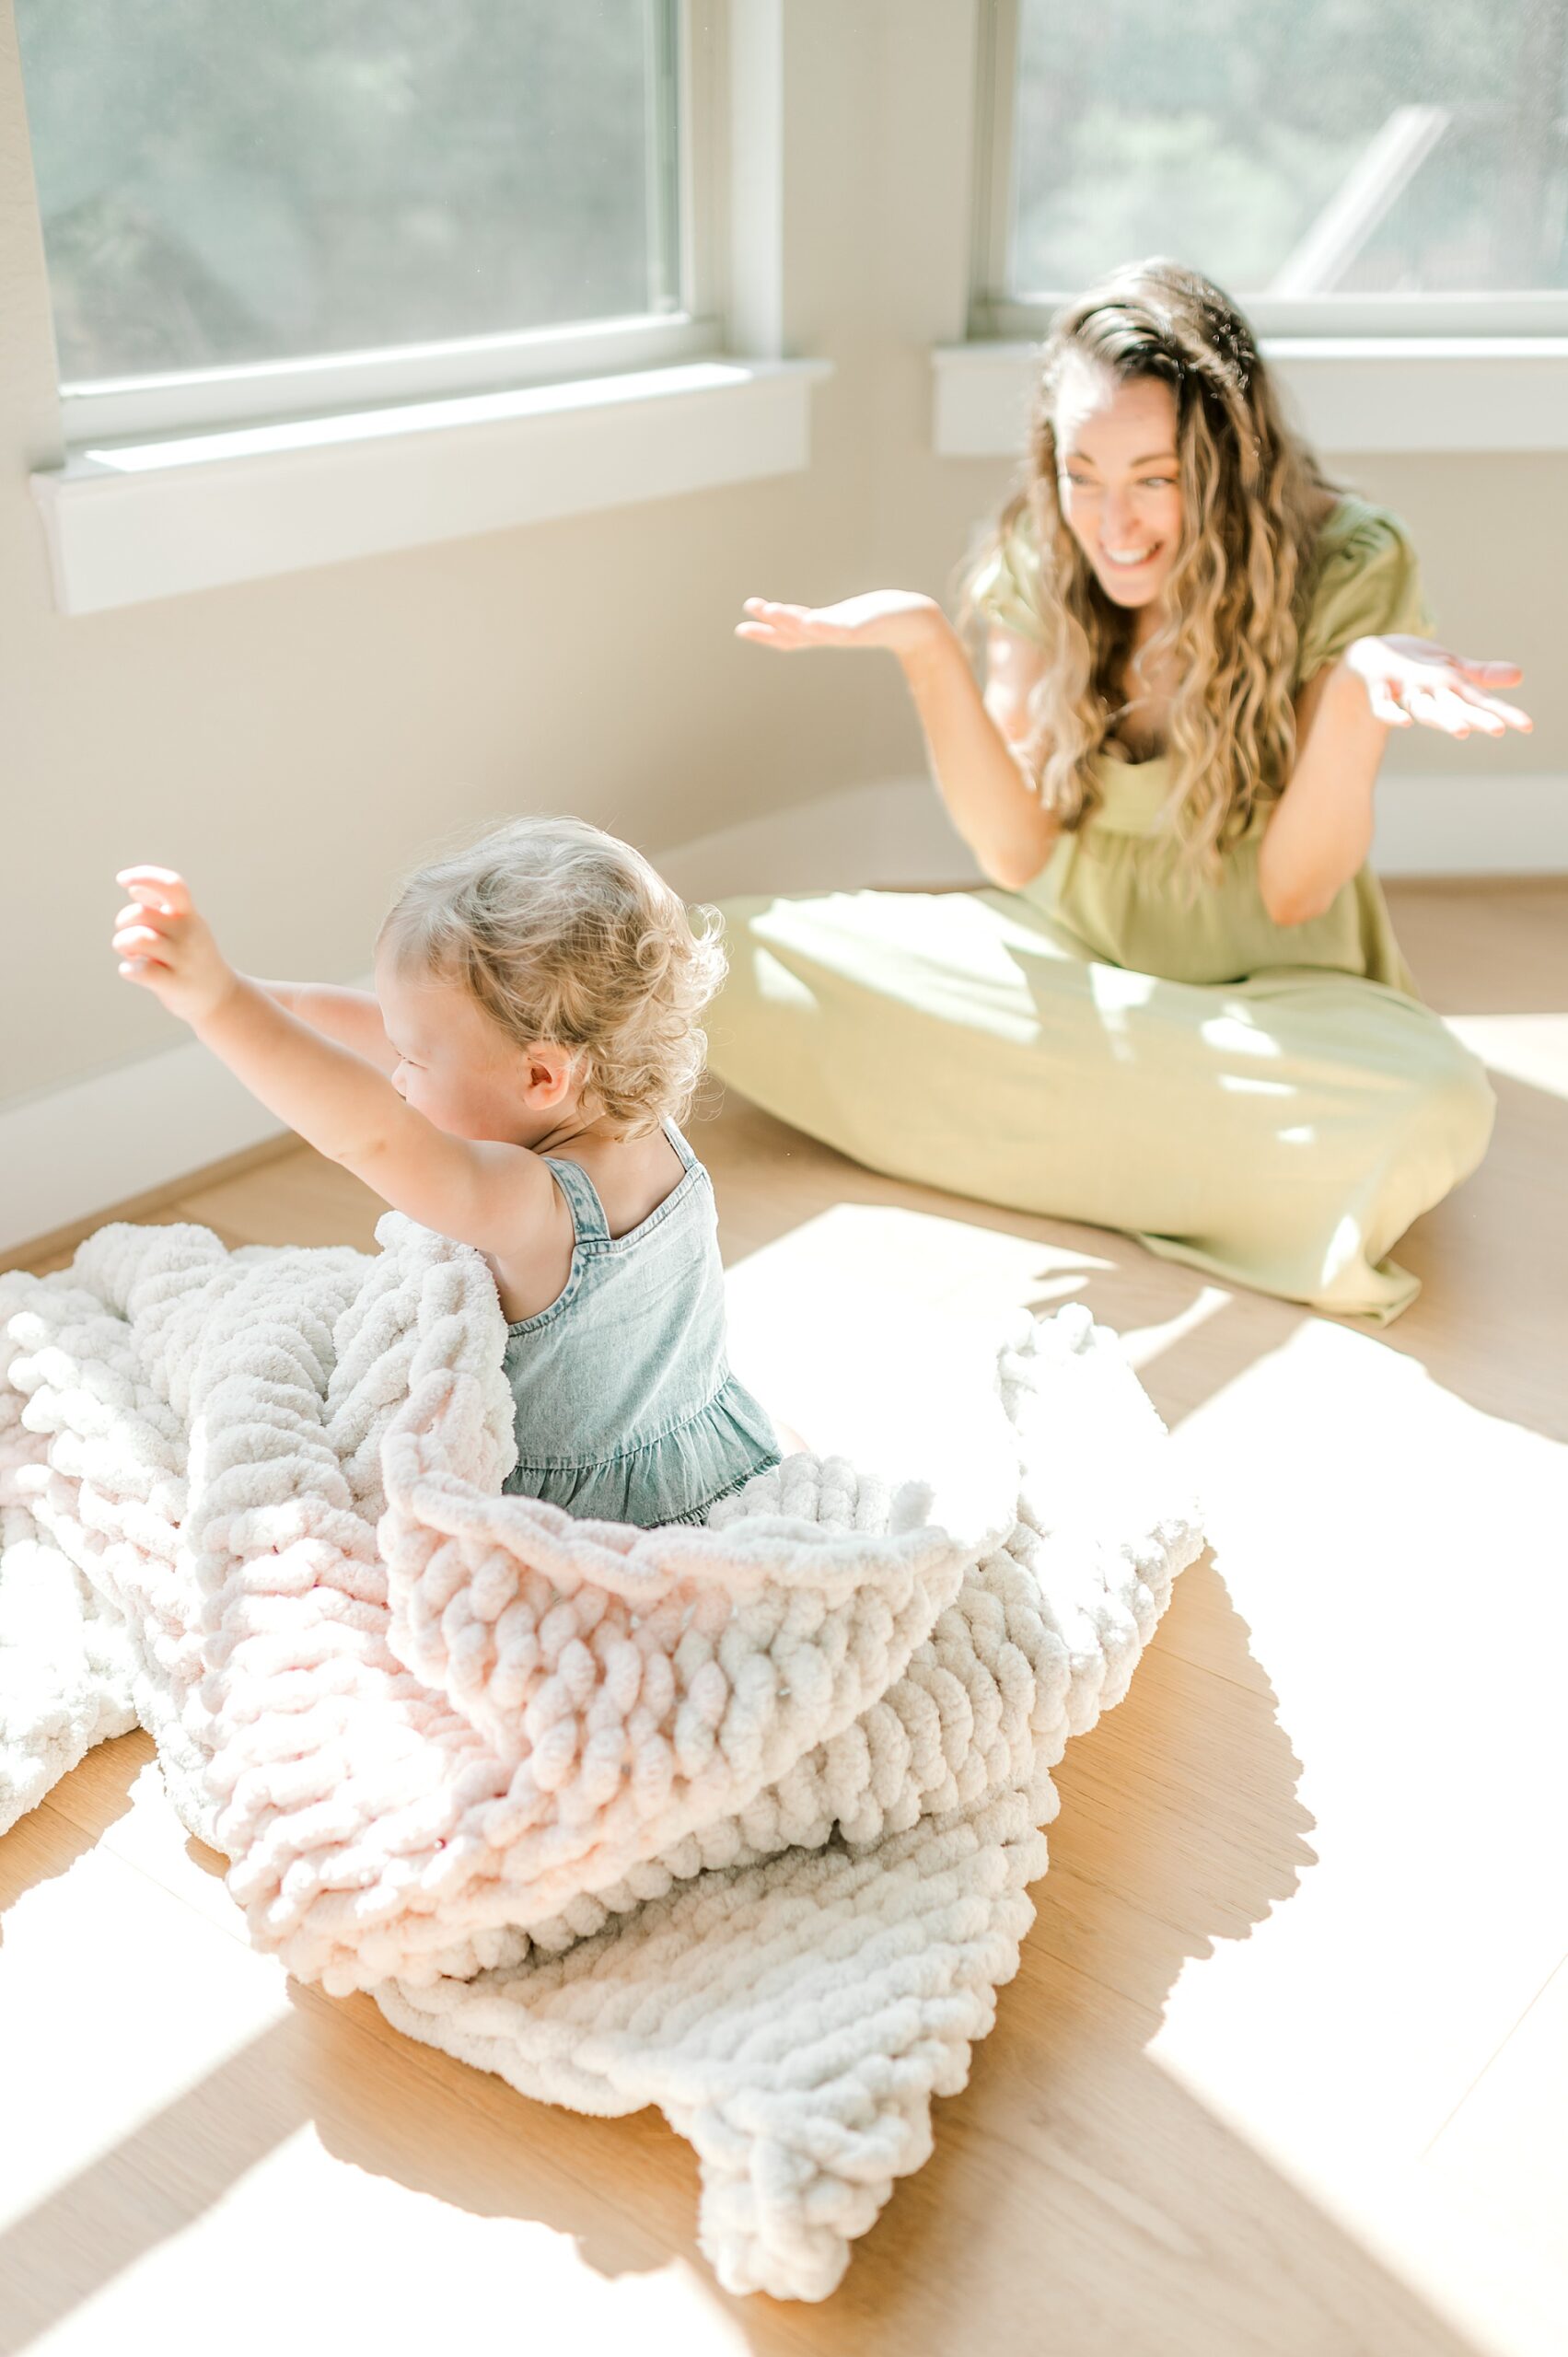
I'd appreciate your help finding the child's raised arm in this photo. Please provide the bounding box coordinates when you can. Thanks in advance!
[258,981,399,1074]
[112,868,557,1260]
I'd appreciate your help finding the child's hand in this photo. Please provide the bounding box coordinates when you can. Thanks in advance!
[111,867,238,1026]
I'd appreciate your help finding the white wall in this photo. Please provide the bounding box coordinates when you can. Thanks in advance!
[2,0,1563,1248]
[0,2,906,1116]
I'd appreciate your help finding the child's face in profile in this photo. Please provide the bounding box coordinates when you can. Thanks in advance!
[374,952,571,1146]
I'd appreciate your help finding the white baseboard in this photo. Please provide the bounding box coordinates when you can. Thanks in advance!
[3,772,1562,1261]
[0,1037,287,1260]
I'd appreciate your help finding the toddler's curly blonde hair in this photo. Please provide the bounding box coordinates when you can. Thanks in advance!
[380,818,726,1137]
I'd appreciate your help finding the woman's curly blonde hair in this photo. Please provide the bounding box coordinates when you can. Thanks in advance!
[380,817,726,1136]
[964,258,1339,876]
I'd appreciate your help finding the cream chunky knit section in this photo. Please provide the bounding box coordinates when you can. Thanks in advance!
[0,1212,1201,2300]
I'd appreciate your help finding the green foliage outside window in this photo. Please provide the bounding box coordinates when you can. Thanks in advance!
[15,0,674,382]
[1011,0,1568,296]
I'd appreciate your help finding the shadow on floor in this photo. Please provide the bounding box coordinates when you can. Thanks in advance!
[0,1731,147,1942]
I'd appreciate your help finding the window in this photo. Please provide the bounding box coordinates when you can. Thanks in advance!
[17,0,714,439]
[972,0,1568,336]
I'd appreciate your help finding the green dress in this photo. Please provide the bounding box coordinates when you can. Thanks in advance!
[707,497,1494,1320]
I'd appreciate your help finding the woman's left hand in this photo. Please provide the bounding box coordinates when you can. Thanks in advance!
[1342,637,1532,739]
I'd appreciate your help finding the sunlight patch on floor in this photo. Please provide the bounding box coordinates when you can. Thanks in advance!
[724,1201,1111,1538]
[1446,1012,1568,1102]
[1144,1313,1568,2357]
[86,1755,249,1945]
[27,2121,751,2356]
[0,1840,296,2234]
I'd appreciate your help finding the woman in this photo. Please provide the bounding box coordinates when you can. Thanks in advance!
[710,260,1529,1319]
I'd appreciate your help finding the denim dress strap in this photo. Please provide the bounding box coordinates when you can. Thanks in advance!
[661,1117,699,1177]
[540,1153,610,1248]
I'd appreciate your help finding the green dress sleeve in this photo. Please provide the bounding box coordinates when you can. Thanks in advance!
[969,507,1051,644]
[1295,501,1435,685]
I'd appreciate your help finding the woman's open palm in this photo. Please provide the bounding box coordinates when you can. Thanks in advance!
[1346,636,1532,739]
[737,591,944,659]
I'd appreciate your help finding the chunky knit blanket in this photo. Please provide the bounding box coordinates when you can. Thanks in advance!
[0,1213,1201,2300]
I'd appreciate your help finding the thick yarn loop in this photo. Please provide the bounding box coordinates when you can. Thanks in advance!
[0,1210,1201,2300]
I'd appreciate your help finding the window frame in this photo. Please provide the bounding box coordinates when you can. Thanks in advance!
[970,0,1568,344]
[50,0,723,447]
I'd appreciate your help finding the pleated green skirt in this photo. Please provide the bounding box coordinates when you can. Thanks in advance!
[706,812,1494,1320]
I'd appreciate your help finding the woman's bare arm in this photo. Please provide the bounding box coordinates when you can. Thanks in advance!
[1256,661,1388,924]
[981,621,1049,749]
[738,593,1060,889]
[1259,636,1532,925]
[902,618,1062,888]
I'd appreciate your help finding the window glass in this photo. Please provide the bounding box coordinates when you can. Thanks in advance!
[15,0,680,384]
[1009,0,1568,298]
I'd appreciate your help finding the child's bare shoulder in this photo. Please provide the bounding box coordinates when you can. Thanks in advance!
[571,1126,688,1241]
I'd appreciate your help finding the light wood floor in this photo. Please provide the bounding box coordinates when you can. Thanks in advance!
[4,880,1565,2357]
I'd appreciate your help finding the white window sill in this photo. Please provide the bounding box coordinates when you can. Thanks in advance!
[932,338,1568,459]
[31,355,832,615]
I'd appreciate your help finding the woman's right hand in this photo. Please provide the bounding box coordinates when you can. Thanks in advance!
[737,590,950,661]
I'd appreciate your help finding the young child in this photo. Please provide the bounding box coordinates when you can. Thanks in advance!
[111,817,782,1527]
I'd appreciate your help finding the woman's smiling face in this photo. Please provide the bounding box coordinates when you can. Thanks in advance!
[1051,357,1183,611]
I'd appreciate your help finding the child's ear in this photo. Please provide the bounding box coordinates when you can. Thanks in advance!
[522,1043,576,1107]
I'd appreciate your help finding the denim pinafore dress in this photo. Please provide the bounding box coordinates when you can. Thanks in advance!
[500,1121,780,1527]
